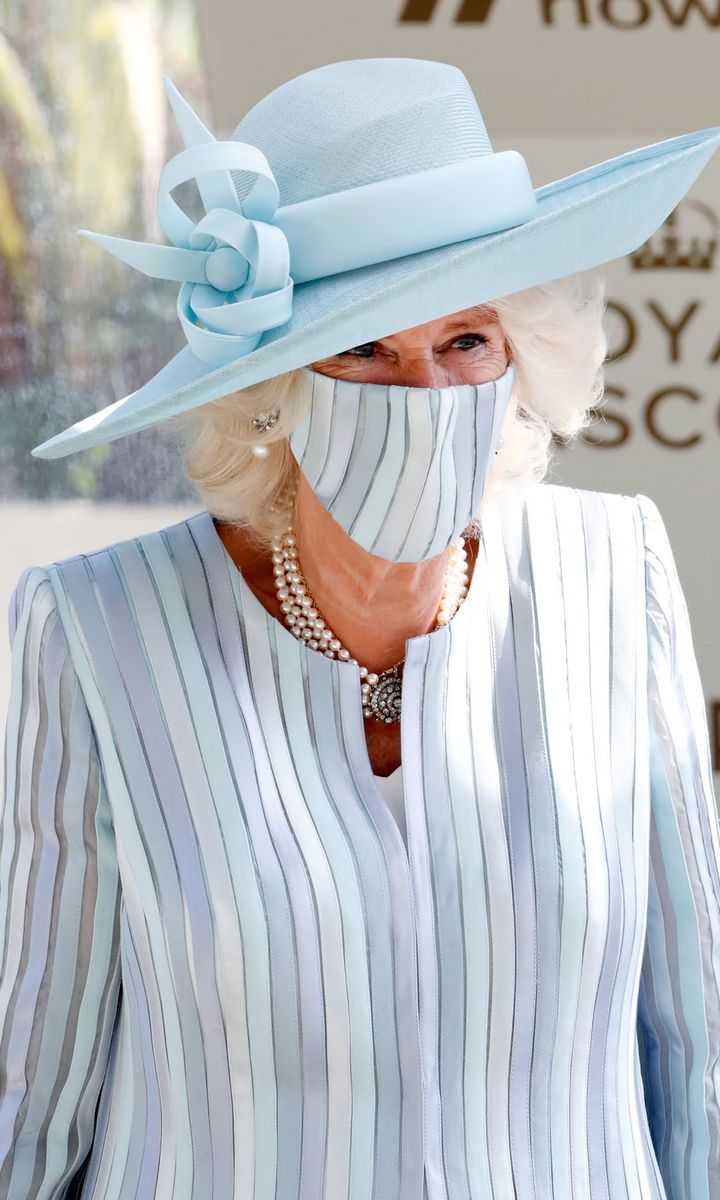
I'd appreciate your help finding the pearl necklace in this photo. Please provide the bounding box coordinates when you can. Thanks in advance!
[270,511,470,725]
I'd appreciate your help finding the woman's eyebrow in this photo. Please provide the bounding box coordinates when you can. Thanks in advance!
[361,307,495,348]
[442,306,495,330]
[337,308,497,353]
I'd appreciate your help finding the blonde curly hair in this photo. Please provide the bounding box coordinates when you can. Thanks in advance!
[167,270,608,550]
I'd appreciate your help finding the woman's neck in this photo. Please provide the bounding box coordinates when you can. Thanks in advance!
[215,470,477,676]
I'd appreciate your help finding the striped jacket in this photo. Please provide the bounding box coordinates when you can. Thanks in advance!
[1,482,719,1199]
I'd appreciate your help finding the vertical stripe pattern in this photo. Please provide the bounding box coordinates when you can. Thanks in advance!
[1,482,719,1199]
[288,363,514,561]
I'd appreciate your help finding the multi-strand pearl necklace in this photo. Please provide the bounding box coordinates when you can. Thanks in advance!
[270,510,470,724]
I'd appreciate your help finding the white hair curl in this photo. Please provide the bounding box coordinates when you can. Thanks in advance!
[167,270,608,550]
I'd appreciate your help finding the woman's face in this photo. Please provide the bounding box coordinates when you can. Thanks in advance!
[308,303,510,388]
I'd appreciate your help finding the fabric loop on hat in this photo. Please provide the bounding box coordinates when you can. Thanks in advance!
[79,133,295,366]
[178,206,293,363]
[157,140,281,245]
[178,277,294,365]
[189,207,291,286]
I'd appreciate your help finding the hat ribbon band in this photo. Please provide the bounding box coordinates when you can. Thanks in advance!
[276,150,537,284]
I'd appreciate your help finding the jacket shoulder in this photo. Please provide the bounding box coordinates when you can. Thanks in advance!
[492,480,648,530]
[489,483,653,591]
[8,510,204,641]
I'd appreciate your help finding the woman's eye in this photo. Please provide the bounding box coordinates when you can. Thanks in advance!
[451,334,488,351]
[340,333,489,359]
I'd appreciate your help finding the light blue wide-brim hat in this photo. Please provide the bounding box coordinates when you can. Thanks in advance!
[31,56,720,460]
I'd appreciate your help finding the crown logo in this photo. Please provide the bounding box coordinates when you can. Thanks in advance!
[630,200,717,271]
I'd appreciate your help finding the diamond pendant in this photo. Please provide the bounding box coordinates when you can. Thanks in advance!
[365,665,403,724]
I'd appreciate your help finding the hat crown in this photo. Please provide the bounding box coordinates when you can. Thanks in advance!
[230,58,493,207]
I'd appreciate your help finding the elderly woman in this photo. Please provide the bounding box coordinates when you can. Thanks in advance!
[2,57,720,1200]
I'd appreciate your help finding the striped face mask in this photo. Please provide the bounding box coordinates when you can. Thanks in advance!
[287,359,516,562]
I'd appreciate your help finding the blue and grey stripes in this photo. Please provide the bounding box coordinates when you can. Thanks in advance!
[288,364,515,562]
[1,482,719,1198]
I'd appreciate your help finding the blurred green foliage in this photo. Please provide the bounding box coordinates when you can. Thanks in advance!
[0,0,205,502]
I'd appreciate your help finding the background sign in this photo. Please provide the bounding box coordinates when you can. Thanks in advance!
[196,1,720,139]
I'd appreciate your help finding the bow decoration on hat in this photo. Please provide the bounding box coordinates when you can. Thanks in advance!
[79,78,294,367]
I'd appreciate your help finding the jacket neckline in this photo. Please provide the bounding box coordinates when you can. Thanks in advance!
[199,507,488,673]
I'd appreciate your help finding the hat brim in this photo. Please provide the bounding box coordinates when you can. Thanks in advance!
[31,124,720,460]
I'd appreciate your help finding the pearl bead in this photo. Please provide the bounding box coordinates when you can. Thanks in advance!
[329,638,341,651]
[359,666,368,679]
[308,638,319,650]
[277,587,289,601]
[338,648,350,660]
[286,613,297,626]
[272,564,285,577]
[366,673,379,686]
[320,628,332,641]
[280,601,293,614]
